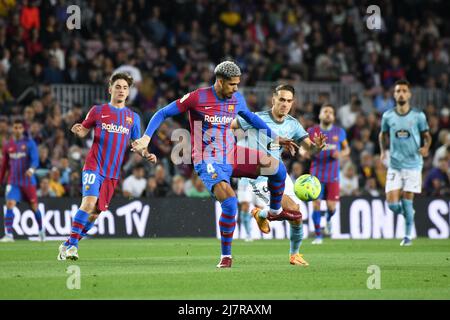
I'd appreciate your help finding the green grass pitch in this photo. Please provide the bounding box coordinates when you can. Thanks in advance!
[0,238,449,299]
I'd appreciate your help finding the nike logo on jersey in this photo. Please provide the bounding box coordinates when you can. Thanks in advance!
[205,107,213,110]
[101,115,110,118]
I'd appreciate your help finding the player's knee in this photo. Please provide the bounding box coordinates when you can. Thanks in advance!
[6,200,16,209]
[222,196,238,208]
[289,217,302,226]
[239,202,250,212]
[388,202,402,215]
[402,192,414,200]
[80,200,97,214]
[313,200,321,211]
[265,160,286,180]
[276,161,286,180]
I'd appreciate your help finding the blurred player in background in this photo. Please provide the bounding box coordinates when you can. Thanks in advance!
[58,72,152,260]
[307,104,350,245]
[0,119,43,242]
[379,79,431,246]
[231,84,326,265]
[132,61,300,268]
[236,179,256,242]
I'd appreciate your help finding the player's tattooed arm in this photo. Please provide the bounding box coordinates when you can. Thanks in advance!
[379,132,389,162]
[71,123,90,138]
[418,131,432,157]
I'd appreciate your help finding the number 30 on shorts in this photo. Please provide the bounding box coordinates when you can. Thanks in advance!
[83,173,96,185]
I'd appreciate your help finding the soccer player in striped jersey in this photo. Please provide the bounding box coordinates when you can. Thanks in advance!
[379,79,431,246]
[58,72,153,261]
[308,104,350,244]
[231,84,326,266]
[0,119,43,242]
[131,61,300,268]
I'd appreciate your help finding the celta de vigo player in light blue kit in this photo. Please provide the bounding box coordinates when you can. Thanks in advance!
[231,84,326,265]
[379,79,432,246]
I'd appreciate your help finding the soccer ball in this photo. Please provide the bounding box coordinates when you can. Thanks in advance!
[294,174,321,201]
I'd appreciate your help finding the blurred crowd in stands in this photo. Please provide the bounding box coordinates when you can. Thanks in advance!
[0,0,448,199]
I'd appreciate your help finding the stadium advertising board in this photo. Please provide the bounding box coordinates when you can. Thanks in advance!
[216,197,450,240]
[0,197,448,240]
[0,197,216,240]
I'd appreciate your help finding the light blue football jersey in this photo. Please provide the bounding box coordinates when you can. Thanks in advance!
[381,108,429,170]
[237,110,308,160]
[237,110,308,185]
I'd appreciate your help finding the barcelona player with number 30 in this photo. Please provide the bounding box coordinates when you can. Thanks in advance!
[57,73,153,261]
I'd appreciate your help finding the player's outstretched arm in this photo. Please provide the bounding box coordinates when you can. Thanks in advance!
[131,100,183,155]
[71,123,90,138]
[237,109,299,151]
[299,133,327,156]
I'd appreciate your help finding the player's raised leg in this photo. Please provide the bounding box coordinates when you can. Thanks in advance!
[238,149,300,222]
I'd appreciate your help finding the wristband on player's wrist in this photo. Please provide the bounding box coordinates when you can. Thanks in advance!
[267,141,281,151]
[28,168,35,174]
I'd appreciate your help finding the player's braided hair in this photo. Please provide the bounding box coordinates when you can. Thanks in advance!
[214,61,241,80]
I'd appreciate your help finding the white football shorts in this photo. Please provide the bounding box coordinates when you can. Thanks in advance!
[240,176,301,209]
[385,167,422,194]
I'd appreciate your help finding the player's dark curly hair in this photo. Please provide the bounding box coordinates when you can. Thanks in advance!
[109,72,134,87]
[214,61,241,80]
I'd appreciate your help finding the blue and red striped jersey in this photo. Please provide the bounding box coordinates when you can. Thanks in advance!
[308,125,347,183]
[175,86,248,164]
[0,137,39,186]
[82,103,141,179]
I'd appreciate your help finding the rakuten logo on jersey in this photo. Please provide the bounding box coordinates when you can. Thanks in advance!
[204,115,233,125]
[101,123,130,135]
[9,152,27,159]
